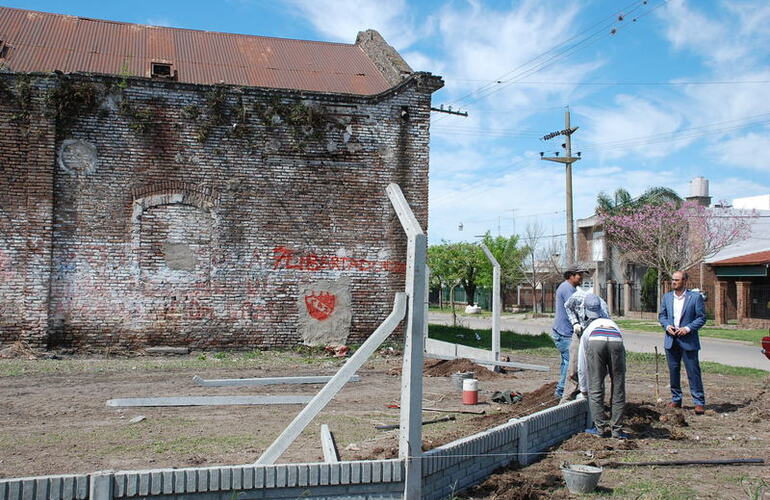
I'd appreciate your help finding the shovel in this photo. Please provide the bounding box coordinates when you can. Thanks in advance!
[654,346,662,403]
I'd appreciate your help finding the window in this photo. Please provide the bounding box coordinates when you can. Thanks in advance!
[151,62,176,79]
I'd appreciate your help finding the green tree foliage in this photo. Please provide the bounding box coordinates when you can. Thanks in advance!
[477,232,526,308]
[640,267,658,312]
[428,241,483,325]
[596,186,681,214]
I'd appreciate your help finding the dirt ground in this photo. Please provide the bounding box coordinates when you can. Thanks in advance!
[1,345,768,499]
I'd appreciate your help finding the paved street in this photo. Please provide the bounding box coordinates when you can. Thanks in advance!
[428,311,769,371]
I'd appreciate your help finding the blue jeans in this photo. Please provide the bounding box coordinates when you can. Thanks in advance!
[666,343,705,405]
[552,332,571,397]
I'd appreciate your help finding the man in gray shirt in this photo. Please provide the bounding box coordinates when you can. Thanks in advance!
[561,287,608,403]
[552,264,589,399]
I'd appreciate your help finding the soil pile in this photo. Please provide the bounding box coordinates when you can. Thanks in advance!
[424,382,559,451]
[423,358,512,380]
[742,376,770,423]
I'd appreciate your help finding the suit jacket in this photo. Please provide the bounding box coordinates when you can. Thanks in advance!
[658,290,707,351]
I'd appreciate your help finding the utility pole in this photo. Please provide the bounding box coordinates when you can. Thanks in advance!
[540,108,580,264]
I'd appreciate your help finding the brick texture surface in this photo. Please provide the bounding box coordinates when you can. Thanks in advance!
[0,72,441,350]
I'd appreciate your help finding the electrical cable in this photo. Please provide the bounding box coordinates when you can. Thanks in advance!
[432,1,657,123]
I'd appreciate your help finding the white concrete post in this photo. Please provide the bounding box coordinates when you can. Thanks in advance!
[386,183,426,500]
[479,243,501,362]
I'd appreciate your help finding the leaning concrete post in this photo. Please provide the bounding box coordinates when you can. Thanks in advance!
[256,294,406,464]
[386,183,426,500]
[480,242,501,362]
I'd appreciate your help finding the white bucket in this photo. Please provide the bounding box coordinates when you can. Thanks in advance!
[462,378,479,405]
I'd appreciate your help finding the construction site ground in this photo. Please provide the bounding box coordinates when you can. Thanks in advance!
[1,345,768,499]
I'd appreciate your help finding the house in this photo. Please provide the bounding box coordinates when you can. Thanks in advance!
[0,7,443,350]
[703,199,770,327]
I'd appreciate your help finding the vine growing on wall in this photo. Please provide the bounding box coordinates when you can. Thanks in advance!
[118,97,157,135]
[255,97,342,151]
[44,78,100,137]
[180,89,342,150]
[0,75,35,132]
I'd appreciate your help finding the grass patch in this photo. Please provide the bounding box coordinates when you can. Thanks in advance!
[615,319,766,345]
[624,351,768,377]
[428,324,768,377]
[0,350,319,378]
[611,479,696,500]
[429,306,494,318]
[428,324,554,351]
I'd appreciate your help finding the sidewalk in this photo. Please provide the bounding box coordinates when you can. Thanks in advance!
[428,311,769,371]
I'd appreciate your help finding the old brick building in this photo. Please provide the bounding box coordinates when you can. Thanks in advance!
[0,7,443,350]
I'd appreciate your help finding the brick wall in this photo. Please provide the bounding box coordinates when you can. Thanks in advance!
[0,72,441,350]
[0,76,57,347]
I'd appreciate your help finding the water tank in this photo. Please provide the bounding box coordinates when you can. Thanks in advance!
[689,177,709,198]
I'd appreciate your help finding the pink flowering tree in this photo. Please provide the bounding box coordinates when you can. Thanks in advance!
[598,201,754,308]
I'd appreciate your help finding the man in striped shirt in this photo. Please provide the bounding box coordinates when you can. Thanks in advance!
[577,293,630,439]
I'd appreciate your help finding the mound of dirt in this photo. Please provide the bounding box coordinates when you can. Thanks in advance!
[742,376,770,423]
[461,466,566,500]
[424,382,559,451]
[423,358,512,380]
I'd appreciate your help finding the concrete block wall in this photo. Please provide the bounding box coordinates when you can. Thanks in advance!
[0,400,588,500]
[421,399,588,500]
[422,419,520,499]
[1,461,405,500]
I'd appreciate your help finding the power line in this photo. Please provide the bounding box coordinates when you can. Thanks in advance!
[441,0,647,109]
[440,0,667,114]
[445,79,770,86]
[432,111,770,150]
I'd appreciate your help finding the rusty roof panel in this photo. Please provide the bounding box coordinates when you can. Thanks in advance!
[0,6,394,95]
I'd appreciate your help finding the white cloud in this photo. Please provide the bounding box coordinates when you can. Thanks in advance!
[708,130,770,171]
[580,94,686,160]
[284,0,419,48]
[432,0,600,121]
[660,0,770,71]
[145,17,173,27]
[708,177,770,205]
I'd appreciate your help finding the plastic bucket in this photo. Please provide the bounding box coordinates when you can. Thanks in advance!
[462,378,479,405]
[451,371,475,390]
[560,464,602,494]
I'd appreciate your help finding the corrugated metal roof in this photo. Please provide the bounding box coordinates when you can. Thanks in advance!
[0,6,394,95]
[710,250,770,266]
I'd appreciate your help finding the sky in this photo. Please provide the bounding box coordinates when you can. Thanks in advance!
[6,0,770,248]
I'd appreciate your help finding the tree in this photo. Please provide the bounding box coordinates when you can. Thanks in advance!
[476,232,526,310]
[427,241,483,325]
[520,222,547,313]
[599,201,753,310]
[597,186,681,214]
[596,185,684,287]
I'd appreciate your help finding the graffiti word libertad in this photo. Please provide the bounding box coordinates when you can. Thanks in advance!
[272,246,406,274]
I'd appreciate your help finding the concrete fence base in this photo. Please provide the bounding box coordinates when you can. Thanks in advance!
[0,400,589,500]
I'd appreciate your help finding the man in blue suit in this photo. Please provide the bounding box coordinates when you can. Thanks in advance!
[658,270,707,415]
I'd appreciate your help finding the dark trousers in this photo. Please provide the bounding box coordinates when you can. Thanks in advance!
[665,342,705,405]
[587,339,626,435]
